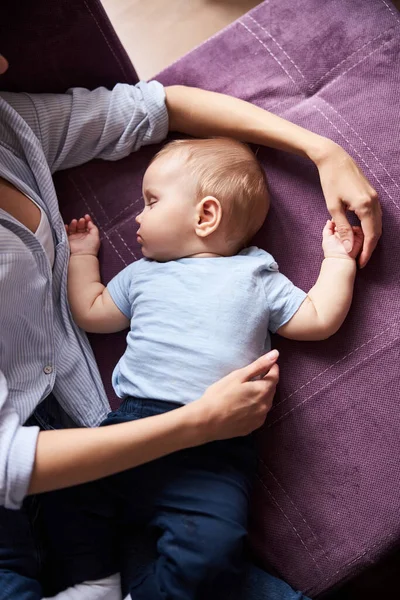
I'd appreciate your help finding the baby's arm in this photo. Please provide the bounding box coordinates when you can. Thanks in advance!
[277,220,363,341]
[67,215,130,333]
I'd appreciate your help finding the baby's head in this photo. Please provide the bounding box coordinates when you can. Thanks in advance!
[136,137,269,261]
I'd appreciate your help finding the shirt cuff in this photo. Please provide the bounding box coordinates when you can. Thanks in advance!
[6,424,40,510]
[138,80,169,145]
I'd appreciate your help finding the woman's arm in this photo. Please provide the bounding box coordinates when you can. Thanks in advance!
[29,351,279,494]
[2,81,380,265]
[165,85,381,268]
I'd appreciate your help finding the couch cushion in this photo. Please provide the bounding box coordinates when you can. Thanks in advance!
[0,0,138,93]
[33,0,400,595]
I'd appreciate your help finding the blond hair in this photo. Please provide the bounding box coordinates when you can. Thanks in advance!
[151,138,269,250]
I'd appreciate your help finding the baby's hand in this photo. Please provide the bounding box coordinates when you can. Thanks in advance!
[322,219,363,261]
[65,214,100,257]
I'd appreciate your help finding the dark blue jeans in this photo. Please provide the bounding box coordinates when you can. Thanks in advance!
[0,394,74,600]
[0,498,43,600]
[41,398,256,599]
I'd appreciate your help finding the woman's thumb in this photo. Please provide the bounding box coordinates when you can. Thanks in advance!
[330,208,354,253]
[241,350,279,382]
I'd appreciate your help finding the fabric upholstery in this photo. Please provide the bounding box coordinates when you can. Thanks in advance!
[0,0,138,93]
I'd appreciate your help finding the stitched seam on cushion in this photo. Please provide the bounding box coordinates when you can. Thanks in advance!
[256,474,326,576]
[318,32,398,96]
[239,21,299,88]
[103,231,128,266]
[69,173,142,229]
[308,530,398,595]
[312,24,397,89]
[265,96,296,114]
[105,211,139,237]
[247,15,306,80]
[314,105,400,212]
[380,0,400,22]
[258,458,333,565]
[75,173,111,225]
[68,174,96,218]
[67,175,127,266]
[115,230,138,261]
[83,0,130,81]
[108,196,143,225]
[67,173,108,228]
[319,98,400,197]
[67,173,142,260]
[273,324,393,409]
[267,333,400,428]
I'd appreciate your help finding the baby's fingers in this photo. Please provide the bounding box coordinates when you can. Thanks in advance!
[87,220,99,235]
[68,219,78,234]
[77,217,87,233]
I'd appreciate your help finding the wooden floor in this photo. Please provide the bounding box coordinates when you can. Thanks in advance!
[101,0,262,80]
[101,0,400,80]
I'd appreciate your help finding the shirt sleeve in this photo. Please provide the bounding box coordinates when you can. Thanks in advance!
[0,80,168,173]
[0,371,40,509]
[261,265,307,333]
[107,264,136,319]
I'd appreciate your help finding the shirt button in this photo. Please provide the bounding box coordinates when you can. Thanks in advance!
[43,365,53,375]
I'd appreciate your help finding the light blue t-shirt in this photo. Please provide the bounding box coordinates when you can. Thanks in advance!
[107,247,307,405]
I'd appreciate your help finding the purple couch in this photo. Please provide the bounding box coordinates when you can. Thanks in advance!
[1,0,399,597]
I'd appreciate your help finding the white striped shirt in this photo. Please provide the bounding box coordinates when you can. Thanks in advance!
[0,81,169,509]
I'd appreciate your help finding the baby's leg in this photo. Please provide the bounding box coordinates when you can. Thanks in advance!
[124,436,255,600]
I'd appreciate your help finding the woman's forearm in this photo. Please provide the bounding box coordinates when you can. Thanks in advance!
[28,402,204,495]
[28,350,280,495]
[165,85,331,162]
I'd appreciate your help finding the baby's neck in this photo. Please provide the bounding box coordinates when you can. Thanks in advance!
[184,251,223,258]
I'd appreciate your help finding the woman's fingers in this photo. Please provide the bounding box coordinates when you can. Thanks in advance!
[262,362,279,384]
[357,204,382,268]
[240,350,279,382]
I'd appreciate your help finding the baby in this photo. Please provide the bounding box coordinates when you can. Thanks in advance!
[47,138,362,599]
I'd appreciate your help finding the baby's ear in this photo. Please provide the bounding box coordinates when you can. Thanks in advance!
[195,196,222,238]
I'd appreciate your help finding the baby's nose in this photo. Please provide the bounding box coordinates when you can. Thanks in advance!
[135,212,142,224]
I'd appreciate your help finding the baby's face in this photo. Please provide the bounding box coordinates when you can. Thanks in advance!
[136,154,197,261]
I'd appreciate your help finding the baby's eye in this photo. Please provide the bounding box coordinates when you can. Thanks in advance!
[148,199,158,209]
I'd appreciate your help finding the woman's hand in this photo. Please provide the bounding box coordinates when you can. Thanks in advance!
[314,141,382,268]
[192,350,279,443]
[65,214,100,257]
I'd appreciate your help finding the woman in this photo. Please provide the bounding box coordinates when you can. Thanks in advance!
[0,53,381,599]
